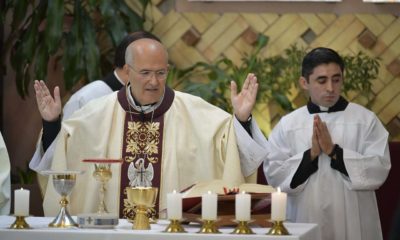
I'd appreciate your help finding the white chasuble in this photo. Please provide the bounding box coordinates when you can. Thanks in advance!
[43,86,254,218]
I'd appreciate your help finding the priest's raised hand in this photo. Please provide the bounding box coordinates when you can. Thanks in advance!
[34,80,62,122]
[230,73,258,122]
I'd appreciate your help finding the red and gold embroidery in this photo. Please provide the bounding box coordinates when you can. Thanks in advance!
[124,121,160,164]
[123,120,160,221]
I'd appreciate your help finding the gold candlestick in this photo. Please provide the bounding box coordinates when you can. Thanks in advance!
[9,216,31,229]
[267,220,290,235]
[197,219,221,234]
[126,187,158,230]
[163,219,187,233]
[231,220,254,234]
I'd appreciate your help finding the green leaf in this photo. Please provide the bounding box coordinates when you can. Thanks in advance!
[115,0,145,32]
[272,92,293,111]
[62,0,85,90]
[23,64,31,97]
[87,0,97,8]
[34,42,49,80]
[254,34,269,54]
[63,32,83,90]
[10,0,29,30]
[14,63,26,98]
[21,9,40,63]
[82,12,101,81]
[99,1,127,46]
[45,0,64,54]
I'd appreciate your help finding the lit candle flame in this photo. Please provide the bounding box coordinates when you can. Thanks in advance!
[277,187,281,193]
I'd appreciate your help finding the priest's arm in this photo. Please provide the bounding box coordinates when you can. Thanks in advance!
[29,81,113,172]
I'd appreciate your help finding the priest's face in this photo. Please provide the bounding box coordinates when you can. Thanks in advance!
[126,39,169,105]
[299,63,343,108]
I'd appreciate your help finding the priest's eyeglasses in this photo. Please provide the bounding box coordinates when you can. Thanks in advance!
[127,64,168,81]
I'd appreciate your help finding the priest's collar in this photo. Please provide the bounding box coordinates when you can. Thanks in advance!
[307,96,349,114]
[117,84,175,120]
[113,70,126,86]
[103,71,124,91]
[126,85,165,114]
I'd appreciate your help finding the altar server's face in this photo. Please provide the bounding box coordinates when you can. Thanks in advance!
[300,63,343,108]
[125,39,169,105]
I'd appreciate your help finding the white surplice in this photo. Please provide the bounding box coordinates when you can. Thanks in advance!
[0,133,11,215]
[234,102,391,240]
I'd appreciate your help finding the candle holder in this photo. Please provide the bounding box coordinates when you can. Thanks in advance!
[231,220,254,234]
[9,216,31,229]
[163,219,187,233]
[267,220,290,235]
[197,219,221,234]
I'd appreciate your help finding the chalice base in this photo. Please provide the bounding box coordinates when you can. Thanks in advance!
[267,220,290,235]
[133,207,151,230]
[49,206,78,228]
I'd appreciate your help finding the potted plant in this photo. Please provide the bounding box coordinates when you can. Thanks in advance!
[1,0,151,97]
[168,34,380,133]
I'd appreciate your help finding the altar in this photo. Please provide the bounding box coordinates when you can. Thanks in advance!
[0,216,319,240]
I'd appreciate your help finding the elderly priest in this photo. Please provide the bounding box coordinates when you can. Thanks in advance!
[43,32,261,219]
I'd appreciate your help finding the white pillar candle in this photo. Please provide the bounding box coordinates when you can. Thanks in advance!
[235,191,251,221]
[202,191,217,220]
[167,190,182,220]
[271,187,287,221]
[14,188,30,216]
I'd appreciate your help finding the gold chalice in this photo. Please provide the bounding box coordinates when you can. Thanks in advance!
[41,170,82,228]
[83,159,123,214]
[126,187,158,230]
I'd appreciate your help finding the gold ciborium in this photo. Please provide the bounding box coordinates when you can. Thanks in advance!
[126,187,158,230]
[83,159,123,214]
[42,170,81,228]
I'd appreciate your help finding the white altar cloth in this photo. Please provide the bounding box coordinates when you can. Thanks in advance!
[0,216,319,240]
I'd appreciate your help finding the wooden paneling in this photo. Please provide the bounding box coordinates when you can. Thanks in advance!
[129,2,400,139]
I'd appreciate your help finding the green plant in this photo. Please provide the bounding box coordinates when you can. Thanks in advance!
[168,34,380,113]
[342,53,380,102]
[1,0,151,98]
[10,165,37,185]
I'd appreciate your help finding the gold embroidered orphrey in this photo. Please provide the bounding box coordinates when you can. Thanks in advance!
[125,121,160,164]
[123,120,160,221]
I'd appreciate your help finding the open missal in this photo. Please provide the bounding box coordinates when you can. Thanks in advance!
[181,180,275,227]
